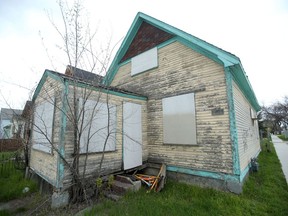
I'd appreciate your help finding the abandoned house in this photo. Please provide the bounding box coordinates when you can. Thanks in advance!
[29,12,261,199]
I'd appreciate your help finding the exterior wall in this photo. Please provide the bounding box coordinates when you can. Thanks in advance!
[0,119,12,138]
[61,85,148,189]
[233,81,260,172]
[29,77,63,186]
[111,41,233,174]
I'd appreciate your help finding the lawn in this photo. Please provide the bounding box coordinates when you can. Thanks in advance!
[0,151,37,202]
[278,134,288,141]
[86,138,288,216]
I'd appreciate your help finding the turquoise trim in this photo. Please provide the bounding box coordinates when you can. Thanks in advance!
[167,165,240,182]
[56,79,68,188]
[157,37,177,49]
[32,71,48,102]
[69,80,147,101]
[225,67,240,176]
[32,70,63,102]
[239,148,261,182]
[103,12,260,111]
[230,64,260,111]
[240,163,250,182]
[176,37,224,66]
[122,102,124,169]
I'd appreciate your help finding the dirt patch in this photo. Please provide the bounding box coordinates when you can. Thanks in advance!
[0,192,117,216]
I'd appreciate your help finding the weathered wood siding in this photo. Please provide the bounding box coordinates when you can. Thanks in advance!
[233,81,260,171]
[62,86,148,188]
[30,77,63,186]
[111,41,233,174]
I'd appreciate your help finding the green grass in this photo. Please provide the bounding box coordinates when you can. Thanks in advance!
[278,134,288,141]
[86,139,288,216]
[0,152,37,202]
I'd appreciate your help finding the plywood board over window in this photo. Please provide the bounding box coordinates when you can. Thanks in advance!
[32,98,55,153]
[131,47,158,76]
[162,93,197,145]
[79,99,117,153]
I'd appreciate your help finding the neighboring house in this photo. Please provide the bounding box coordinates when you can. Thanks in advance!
[21,101,33,142]
[30,12,260,198]
[0,108,23,139]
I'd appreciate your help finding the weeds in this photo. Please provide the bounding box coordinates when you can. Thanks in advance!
[0,152,37,202]
[86,141,288,216]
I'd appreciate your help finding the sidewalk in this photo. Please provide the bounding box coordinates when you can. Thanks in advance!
[271,135,288,184]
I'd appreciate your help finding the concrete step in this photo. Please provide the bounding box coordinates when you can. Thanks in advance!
[112,175,141,194]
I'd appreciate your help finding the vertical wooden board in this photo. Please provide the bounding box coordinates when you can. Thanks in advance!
[123,102,142,170]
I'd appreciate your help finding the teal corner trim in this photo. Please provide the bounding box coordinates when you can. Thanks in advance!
[32,70,64,102]
[121,102,124,169]
[167,165,240,183]
[32,71,49,102]
[239,148,261,182]
[56,79,68,188]
[225,67,240,176]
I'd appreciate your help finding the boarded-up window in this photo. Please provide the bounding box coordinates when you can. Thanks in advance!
[32,98,55,153]
[162,93,197,145]
[79,99,117,153]
[131,47,158,76]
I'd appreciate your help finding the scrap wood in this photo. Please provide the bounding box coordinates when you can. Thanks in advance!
[155,164,166,192]
[134,174,158,187]
[133,164,166,192]
[150,163,166,192]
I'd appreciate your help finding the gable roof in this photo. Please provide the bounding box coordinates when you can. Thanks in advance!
[104,12,260,111]
[0,108,22,121]
[32,69,147,103]
[65,65,103,85]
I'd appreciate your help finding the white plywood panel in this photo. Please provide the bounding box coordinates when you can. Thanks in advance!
[79,99,117,153]
[123,102,142,170]
[162,93,197,145]
[131,47,158,76]
[32,98,55,153]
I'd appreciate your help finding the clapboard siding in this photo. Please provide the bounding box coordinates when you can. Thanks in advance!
[233,81,260,172]
[62,86,148,189]
[30,77,63,185]
[111,41,233,174]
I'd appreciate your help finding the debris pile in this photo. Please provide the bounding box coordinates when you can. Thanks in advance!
[133,164,166,192]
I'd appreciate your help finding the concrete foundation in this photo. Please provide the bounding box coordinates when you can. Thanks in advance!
[142,164,244,194]
[51,191,69,208]
[167,171,243,194]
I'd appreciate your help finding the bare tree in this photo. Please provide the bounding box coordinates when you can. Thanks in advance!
[30,0,120,204]
[261,96,288,133]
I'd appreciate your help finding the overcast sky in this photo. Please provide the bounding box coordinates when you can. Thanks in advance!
[0,0,287,109]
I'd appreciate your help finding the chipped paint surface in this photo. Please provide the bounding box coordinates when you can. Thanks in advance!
[112,41,234,174]
[224,68,240,176]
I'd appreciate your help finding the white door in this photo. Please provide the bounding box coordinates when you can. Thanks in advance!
[123,102,142,170]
